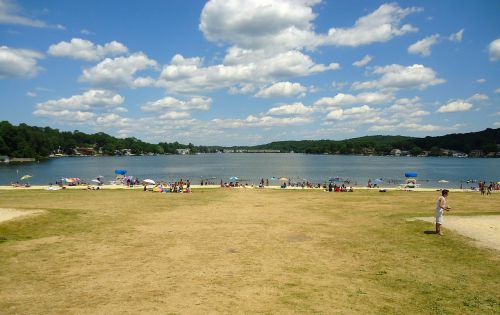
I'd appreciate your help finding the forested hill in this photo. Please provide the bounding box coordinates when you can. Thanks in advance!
[228,128,500,155]
[0,121,220,158]
[0,121,499,159]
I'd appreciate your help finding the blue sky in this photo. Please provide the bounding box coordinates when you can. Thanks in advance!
[1,0,499,145]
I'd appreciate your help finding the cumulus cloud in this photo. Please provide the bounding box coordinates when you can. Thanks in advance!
[448,28,464,42]
[35,89,124,112]
[323,3,420,47]
[255,81,307,98]
[159,111,191,120]
[313,91,394,109]
[325,105,375,121]
[48,38,128,61]
[200,1,420,51]
[369,122,460,132]
[33,109,95,122]
[0,0,64,29]
[80,52,158,88]
[495,88,500,94]
[266,102,313,116]
[0,45,43,79]
[34,90,128,125]
[408,34,439,57]
[352,64,445,90]
[476,78,486,84]
[489,39,500,61]
[467,93,488,102]
[437,101,473,113]
[157,51,339,93]
[26,91,36,97]
[141,96,212,112]
[352,55,372,67]
[213,114,312,128]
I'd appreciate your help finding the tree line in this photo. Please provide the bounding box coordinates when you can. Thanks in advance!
[0,121,498,159]
[0,121,220,159]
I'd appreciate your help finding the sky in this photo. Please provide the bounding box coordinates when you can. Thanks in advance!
[1,0,499,146]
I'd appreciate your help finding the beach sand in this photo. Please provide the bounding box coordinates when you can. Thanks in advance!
[415,215,500,251]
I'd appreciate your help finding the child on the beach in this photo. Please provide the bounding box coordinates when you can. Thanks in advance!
[435,189,451,235]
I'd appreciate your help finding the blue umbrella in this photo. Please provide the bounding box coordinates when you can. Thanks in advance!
[373,178,383,184]
[115,169,127,175]
[229,176,238,181]
[405,172,417,178]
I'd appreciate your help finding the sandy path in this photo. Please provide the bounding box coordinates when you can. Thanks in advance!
[0,208,45,224]
[416,215,500,251]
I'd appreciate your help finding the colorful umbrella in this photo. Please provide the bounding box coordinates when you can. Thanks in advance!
[20,175,32,180]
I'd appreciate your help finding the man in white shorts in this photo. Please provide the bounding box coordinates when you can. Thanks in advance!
[435,189,451,235]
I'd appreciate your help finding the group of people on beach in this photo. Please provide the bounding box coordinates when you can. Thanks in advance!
[144,179,191,193]
[479,181,497,195]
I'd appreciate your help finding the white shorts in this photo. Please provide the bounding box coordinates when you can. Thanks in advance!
[435,209,444,224]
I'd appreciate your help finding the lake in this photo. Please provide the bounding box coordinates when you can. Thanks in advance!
[0,154,499,188]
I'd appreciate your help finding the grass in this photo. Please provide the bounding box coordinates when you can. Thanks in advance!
[0,189,499,314]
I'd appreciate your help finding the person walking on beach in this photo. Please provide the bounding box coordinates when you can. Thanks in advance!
[435,189,451,236]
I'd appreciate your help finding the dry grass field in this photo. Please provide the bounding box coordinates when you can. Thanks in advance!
[0,189,499,314]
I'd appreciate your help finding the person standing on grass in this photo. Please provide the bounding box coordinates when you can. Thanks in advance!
[435,189,451,236]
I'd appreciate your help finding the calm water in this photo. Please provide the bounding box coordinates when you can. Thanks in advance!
[1,154,499,188]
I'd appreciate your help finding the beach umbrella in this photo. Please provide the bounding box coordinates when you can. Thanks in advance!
[269,176,277,180]
[373,178,383,184]
[91,179,101,183]
[438,180,449,183]
[20,175,32,180]
[405,172,418,178]
[329,176,341,182]
[114,169,127,175]
[143,179,155,185]
[279,177,289,181]
[229,176,238,181]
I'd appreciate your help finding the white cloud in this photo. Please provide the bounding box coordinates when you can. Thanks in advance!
[352,64,445,90]
[324,3,420,47]
[141,96,212,112]
[494,122,500,127]
[157,51,339,93]
[48,38,128,61]
[476,78,486,84]
[467,93,488,102]
[325,105,375,121]
[437,101,473,113]
[26,91,36,97]
[448,28,464,42]
[352,55,372,67]
[489,39,500,61]
[313,91,394,109]
[200,0,321,51]
[255,81,307,98]
[35,90,125,115]
[80,52,158,88]
[33,109,95,122]
[95,113,131,127]
[0,45,43,79]
[159,111,191,120]
[80,29,93,35]
[0,0,63,29]
[200,1,420,51]
[266,102,313,116]
[495,88,500,94]
[408,34,439,57]
[212,115,311,128]
[369,123,457,132]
